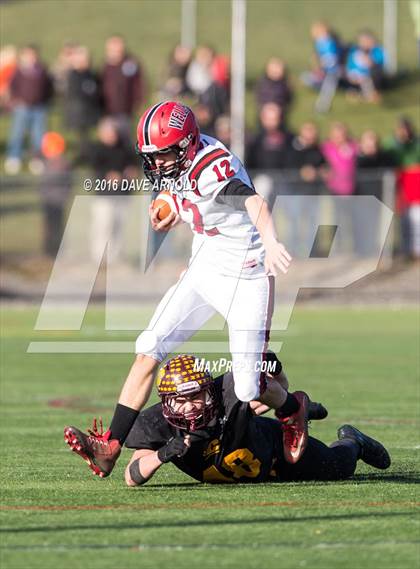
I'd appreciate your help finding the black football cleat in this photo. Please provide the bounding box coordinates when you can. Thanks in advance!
[338,424,391,470]
[308,401,328,421]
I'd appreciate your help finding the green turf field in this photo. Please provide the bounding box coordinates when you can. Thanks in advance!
[0,305,419,569]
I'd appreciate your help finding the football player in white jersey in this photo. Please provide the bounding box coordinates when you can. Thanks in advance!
[64,102,309,479]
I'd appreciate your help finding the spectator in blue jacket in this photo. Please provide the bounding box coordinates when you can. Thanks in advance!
[346,30,386,102]
[301,21,344,90]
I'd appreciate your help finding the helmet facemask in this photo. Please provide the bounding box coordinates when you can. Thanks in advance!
[161,383,217,432]
[136,133,196,184]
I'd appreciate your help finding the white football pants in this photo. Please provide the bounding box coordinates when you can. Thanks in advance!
[135,266,274,402]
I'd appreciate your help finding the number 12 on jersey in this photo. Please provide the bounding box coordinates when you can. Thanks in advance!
[213,159,235,182]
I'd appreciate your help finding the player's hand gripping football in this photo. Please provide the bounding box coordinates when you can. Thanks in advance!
[264,239,292,276]
[149,204,181,232]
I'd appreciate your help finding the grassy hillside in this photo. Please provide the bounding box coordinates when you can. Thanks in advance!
[2,0,418,79]
[1,0,419,136]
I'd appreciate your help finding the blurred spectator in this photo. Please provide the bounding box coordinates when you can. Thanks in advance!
[79,117,138,264]
[199,80,228,120]
[287,122,326,181]
[186,45,228,119]
[39,132,72,258]
[212,53,230,92]
[385,117,420,167]
[322,122,358,250]
[161,44,192,98]
[256,57,293,115]
[5,45,53,175]
[357,130,394,192]
[186,45,214,96]
[322,122,358,195]
[285,122,326,256]
[214,114,231,149]
[302,21,344,89]
[102,35,145,134]
[385,118,420,259]
[246,104,293,252]
[397,166,420,259]
[346,30,386,102]
[0,45,17,110]
[63,46,102,144]
[51,42,78,96]
[301,21,346,113]
[355,130,395,256]
[193,103,215,137]
[246,103,292,169]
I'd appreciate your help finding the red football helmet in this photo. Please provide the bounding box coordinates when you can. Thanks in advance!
[136,101,200,183]
[156,354,217,431]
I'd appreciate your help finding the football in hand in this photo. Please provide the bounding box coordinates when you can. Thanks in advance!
[152,191,177,221]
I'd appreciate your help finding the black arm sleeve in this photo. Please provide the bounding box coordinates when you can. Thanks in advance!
[129,459,150,485]
[215,178,256,210]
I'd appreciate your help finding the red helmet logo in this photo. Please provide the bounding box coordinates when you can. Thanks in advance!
[136,101,200,183]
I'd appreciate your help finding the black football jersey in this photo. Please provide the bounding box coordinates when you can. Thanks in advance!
[125,373,282,483]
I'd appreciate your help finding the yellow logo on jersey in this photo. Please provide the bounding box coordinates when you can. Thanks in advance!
[203,438,221,459]
[202,465,233,483]
[202,448,262,483]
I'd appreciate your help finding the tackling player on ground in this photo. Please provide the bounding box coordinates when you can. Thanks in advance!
[65,101,309,477]
[123,354,390,486]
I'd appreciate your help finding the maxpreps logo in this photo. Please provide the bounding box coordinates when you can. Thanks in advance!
[194,358,278,374]
[168,104,189,130]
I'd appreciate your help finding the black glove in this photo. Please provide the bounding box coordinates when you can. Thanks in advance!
[265,350,282,376]
[157,436,189,463]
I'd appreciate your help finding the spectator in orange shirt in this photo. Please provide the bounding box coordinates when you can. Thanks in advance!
[39,132,72,258]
